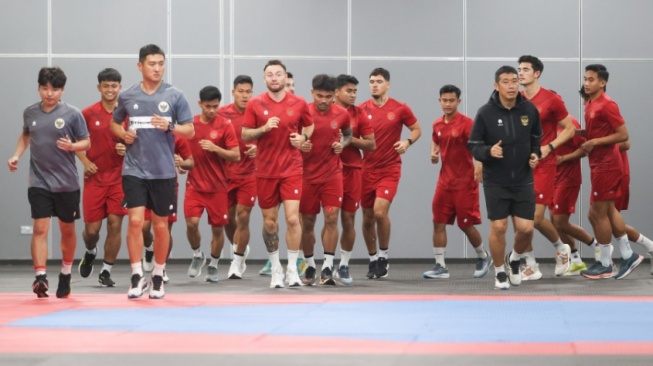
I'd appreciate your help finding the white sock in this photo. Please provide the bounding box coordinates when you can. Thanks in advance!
[287,250,299,271]
[131,262,143,277]
[378,249,389,259]
[145,246,153,253]
[600,244,613,267]
[571,251,582,264]
[369,253,378,262]
[474,244,488,258]
[192,247,202,257]
[522,251,537,266]
[61,261,72,275]
[153,262,164,277]
[617,234,633,259]
[305,255,316,268]
[434,247,446,267]
[101,262,113,273]
[339,250,351,267]
[209,255,219,268]
[232,243,237,254]
[509,251,521,263]
[87,247,97,255]
[552,239,564,251]
[494,266,505,276]
[299,250,305,259]
[323,253,334,271]
[636,234,653,252]
[269,250,282,270]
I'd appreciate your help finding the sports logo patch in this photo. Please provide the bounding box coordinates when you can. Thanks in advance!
[287,109,294,116]
[158,101,170,113]
[133,103,139,110]
[330,121,338,129]
[54,118,65,129]
[452,130,458,137]
[210,130,218,139]
[521,115,529,126]
[387,112,395,120]
[590,111,595,119]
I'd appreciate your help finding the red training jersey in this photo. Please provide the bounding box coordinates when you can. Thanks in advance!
[522,87,569,167]
[584,93,624,173]
[339,105,374,169]
[302,103,350,184]
[186,115,239,192]
[82,101,124,185]
[218,103,256,180]
[242,92,313,178]
[358,98,417,172]
[432,112,476,191]
[554,117,584,188]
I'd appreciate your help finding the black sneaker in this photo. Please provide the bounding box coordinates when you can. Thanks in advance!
[149,275,165,299]
[98,270,116,287]
[32,274,49,298]
[366,260,378,279]
[56,273,71,298]
[319,267,336,286]
[375,257,389,278]
[78,251,96,278]
[302,266,317,286]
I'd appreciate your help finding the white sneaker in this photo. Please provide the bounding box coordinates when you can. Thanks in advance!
[286,266,302,288]
[188,252,206,278]
[521,263,543,281]
[204,266,219,283]
[505,252,521,286]
[270,266,285,288]
[142,250,154,272]
[148,275,165,299]
[555,244,571,276]
[162,269,170,283]
[127,274,149,299]
[240,245,250,275]
[494,272,510,290]
[228,260,243,279]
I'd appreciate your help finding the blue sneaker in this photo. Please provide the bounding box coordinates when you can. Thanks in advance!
[423,263,450,279]
[474,252,492,278]
[614,253,644,280]
[259,259,272,276]
[580,261,614,279]
[335,265,353,286]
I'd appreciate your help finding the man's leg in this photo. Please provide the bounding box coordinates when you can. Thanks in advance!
[57,220,77,298]
[609,205,643,279]
[300,214,317,285]
[530,203,570,276]
[423,222,450,279]
[98,214,123,286]
[582,201,615,279]
[461,224,491,278]
[319,207,339,285]
[79,220,102,278]
[373,197,392,278]
[205,225,225,283]
[31,218,51,297]
[261,205,283,287]
[186,216,206,278]
[282,199,302,287]
[489,218,509,289]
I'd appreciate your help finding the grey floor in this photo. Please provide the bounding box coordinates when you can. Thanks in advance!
[1,259,652,366]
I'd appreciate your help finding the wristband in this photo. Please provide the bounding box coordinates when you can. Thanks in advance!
[407,138,414,146]
[168,122,175,132]
[548,143,554,150]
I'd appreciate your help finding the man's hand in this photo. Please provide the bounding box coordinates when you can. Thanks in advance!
[264,117,280,132]
[115,142,126,156]
[541,144,552,159]
[199,139,216,152]
[529,153,539,168]
[431,147,440,164]
[580,139,596,154]
[83,161,98,176]
[300,139,312,152]
[174,153,183,167]
[56,135,74,151]
[490,140,503,158]
[245,144,257,158]
[152,114,170,131]
[393,140,410,154]
[289,132,305,149]
[332,141,343,154]
[7,156,18,172]
[123,129,137,144]
[474,162,483,183]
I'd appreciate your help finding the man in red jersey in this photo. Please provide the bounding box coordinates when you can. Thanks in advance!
[184,86,240,283]
[549,117,596,275]
[299,74,352,286]
[578,64,643,280]
[76,68,127,287]
[333,74,376,286]
[359,67,421,279]
[139,136,193,283]
[218,75,257,280]
[422,84,491,280]
[242,60,314,289]
[517,55,576,279]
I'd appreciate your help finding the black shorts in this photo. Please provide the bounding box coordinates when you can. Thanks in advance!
[28,187,81,223]
[122,175,176,217]
[483,184,535,221]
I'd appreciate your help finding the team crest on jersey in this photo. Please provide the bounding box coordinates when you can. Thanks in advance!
[330,121,338,129]
[521,115,529,126]
[54,118,65,129]
[287,109,294,116]
[133,104,139,110]
[452,130,458,137]
[590,111,595,119]
[387,112,395,120]
[158,101,170,113]
[210,130,218,139]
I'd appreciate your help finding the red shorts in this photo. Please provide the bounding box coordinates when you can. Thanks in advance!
[83,182,127,223]
[549,185,580,215]
[257,175,303,209]
[533,164,555,205]
[361,167,401,209]
[227,176,257,208]
[590,170,622,203]
[432,186,481,227]
[300,173,343,215]
[614,174,630,211]
[184,187,229,226]
[341,166,362,213]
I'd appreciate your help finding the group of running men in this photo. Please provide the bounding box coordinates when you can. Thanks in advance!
[7,44,652,299]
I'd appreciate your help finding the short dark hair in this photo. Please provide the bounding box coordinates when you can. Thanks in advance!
[370,67,390,81]
[585,64,609,82]
[38,67,67,88]
[287,72,294,79]
[495,65,518,83]
[264,59,286,72]
[312,74,336,92]
[336,74,359,89]
[578,85,589,101]
[97,68,121,84]
[439,84,461,98]
[139,44,165,63]
[233,75,253,89]
[199,85,222,102]
[518,55,544,74]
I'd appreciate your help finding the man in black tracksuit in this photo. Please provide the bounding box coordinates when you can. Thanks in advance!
[468,65,542,290]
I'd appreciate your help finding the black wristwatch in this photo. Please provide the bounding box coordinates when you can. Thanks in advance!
[168,122,175,132]
[407,138,414,146]
[548,143,555,150]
